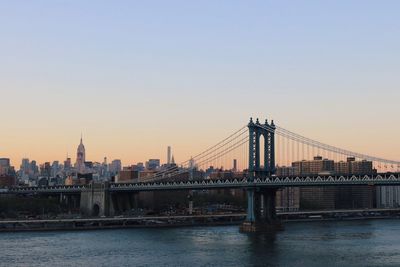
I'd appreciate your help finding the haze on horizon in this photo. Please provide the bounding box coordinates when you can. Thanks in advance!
[1,1,400,166]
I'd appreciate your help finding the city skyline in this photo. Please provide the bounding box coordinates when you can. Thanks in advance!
[2,117,400,168]
[5,133,398,173]
[1,1,400,165]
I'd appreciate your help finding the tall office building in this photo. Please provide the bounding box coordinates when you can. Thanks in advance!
[233,159,237,172]
[167,146,172,165]
[110,160,122,174]
[31,161,38,175]
[51,161,60,177]
[20,158,30,175]
[132,162,145,172]
[64,157,72,170]
[189,157,195,169]
[0,158,11,175]
[75,136,86,173]
[146,159,160,170]
[40,162,51,178]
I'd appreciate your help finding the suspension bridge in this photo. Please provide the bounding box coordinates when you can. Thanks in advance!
[3,118,400,232]
[139,118,400,182]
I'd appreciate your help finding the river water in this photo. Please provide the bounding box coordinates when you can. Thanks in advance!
[1,219,400,267]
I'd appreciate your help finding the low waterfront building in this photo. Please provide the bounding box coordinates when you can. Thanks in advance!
[376,186,400,208]
[276,187,300,211]
[0,175,16,187]
[292,156,335,176]
[276,166,298,176]
[116,167,140,183]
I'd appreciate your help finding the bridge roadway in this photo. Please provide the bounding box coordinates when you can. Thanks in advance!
[3,174,400,194]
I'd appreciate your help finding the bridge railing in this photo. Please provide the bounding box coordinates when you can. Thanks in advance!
[109,173,400,190]
[3,173,400,193]
[5,184,91,193]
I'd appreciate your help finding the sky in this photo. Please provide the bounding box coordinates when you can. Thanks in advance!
[1,1,400,167]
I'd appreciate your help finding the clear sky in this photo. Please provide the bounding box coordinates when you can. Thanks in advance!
[1,1,399,166]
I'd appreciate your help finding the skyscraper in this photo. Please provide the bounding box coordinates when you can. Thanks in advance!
[189,157,195,169]
[146,159,160,170]
[20,158,30,175]
[167,146,172,165]
[0,158,11,175]
[75,136,86,174]
[64,157,72,170]
[109,159,122,174]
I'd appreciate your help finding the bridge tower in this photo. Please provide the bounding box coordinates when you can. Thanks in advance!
[241,118,281,232]
[248,118,276,179]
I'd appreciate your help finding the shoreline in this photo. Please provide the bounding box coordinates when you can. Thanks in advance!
[1,214,399,233]
[283,215,400,223]
[0,220,243,233]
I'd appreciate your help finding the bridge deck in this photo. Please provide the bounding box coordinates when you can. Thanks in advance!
[2,174,400,194]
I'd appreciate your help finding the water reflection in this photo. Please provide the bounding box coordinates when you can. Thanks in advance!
[245,232,280,267]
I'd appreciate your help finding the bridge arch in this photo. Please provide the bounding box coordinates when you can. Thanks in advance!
[259,133,265,171]
[92,203,100,217]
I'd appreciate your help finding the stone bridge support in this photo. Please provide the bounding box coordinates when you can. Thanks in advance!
[60,193,80,213]
[80,183,113,217]
[240,188,282,232]
[111,192,138,215]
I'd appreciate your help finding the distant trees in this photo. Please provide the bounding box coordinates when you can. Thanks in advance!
[0,196,61,218]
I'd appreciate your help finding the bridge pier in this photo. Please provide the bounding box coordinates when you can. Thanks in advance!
[111,192,137,215]
[80,183,113,217]
[60,194,79,213]
[240,188,283,232]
